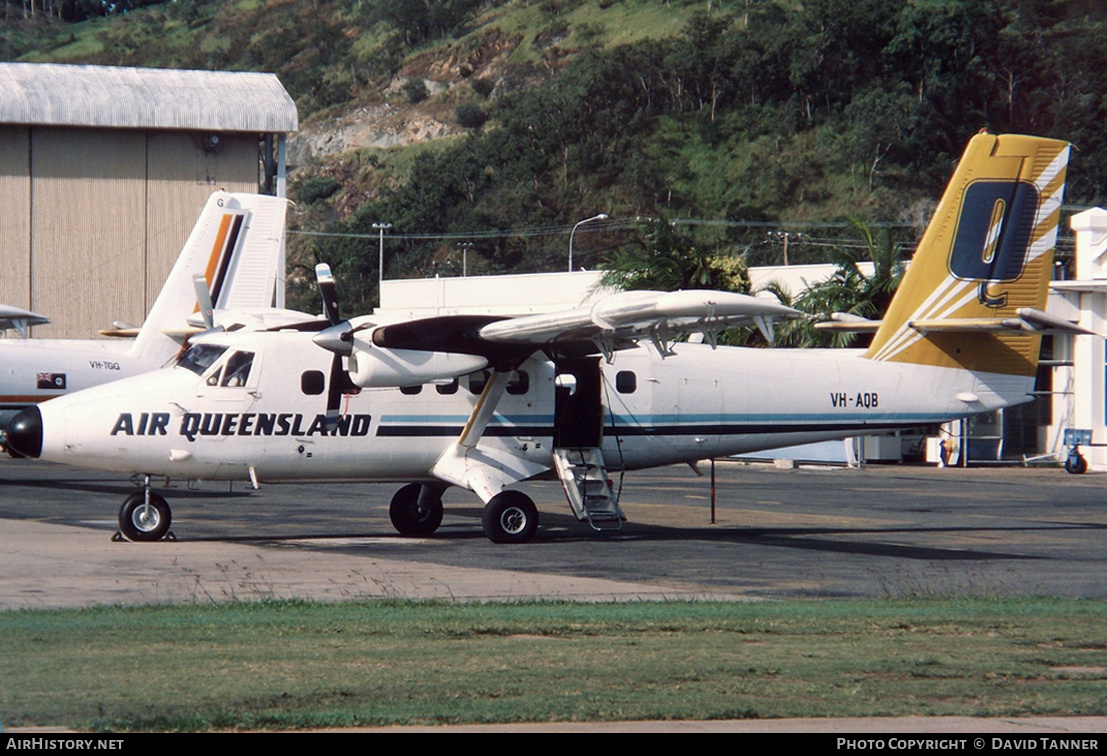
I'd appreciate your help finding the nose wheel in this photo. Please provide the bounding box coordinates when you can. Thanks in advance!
[117,490,173,542]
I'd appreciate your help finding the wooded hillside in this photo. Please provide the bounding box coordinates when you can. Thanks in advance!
[5,0,1105,312]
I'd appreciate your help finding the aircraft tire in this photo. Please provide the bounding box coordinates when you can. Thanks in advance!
[1065,453,1088,475]
[118,492,172,542]
[481,491,538,544]
[389,483,444,536]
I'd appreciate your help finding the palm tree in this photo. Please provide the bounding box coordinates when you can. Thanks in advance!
[772,217,907,347]
[599,218,751,294]
[599,216,906,348]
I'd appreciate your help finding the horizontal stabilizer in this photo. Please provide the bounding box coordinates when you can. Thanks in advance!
[99,325,140,338]
[817,308,1094,337]
[175,308,319,340]
[910,307,1095,336]
[813,312,882,333]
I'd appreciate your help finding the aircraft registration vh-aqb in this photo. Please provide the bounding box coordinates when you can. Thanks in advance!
[5,132,1085,544]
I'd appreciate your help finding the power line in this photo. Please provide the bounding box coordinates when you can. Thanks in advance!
[286,217,918,243]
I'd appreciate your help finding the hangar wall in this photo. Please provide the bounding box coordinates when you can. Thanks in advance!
[0,127,31,316]
[0,125,257,339]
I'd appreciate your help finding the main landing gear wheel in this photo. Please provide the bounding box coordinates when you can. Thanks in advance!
[481,491,539,544]
[389,483,444,536]
[118,491,172,542]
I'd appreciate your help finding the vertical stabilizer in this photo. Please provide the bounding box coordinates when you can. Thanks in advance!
[864,132,1070,376]
[128,191,287,363]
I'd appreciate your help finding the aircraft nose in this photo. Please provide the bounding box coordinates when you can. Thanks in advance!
[5,406,43,458]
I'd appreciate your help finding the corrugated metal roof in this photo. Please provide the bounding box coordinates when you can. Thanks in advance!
[0,63,297,132]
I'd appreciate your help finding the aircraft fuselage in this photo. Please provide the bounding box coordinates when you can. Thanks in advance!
[25,331,1032,483]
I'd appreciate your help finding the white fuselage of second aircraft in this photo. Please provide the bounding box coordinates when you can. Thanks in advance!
[0,338,166,424]
[22,329,1030,483]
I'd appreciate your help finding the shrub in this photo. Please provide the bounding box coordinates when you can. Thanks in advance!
[293,176,341,205]
[402,78,429,104]
[455,102,488,129]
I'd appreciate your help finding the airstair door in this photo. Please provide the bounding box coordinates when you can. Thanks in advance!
[553,357,604,448]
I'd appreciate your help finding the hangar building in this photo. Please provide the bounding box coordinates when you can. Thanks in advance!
[0,63,297,339]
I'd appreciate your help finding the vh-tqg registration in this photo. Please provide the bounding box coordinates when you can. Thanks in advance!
[5,133,1081,544]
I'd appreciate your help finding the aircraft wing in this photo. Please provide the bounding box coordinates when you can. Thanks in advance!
[476,289,800,355]
[319,288,800,389]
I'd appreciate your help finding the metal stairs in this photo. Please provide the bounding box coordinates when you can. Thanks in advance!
[552,447,623,531]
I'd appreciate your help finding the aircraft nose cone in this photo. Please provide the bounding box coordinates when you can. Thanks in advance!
[5,406,43,459]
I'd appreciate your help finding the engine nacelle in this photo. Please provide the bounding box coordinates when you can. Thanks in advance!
[348,343,488,388]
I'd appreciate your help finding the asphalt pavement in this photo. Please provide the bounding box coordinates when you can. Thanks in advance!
[4,458,1107,734]
[3,458,1107,606]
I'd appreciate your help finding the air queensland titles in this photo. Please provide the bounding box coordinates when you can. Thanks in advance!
[111,411,372,441]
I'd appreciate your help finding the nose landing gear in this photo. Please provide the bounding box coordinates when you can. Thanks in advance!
[114,476,174,542]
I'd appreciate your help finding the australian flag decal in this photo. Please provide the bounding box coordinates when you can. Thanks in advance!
[36,372,66,390]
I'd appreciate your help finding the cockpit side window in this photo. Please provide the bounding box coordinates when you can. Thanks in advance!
[220,351,255,387]
[176,344,228,376]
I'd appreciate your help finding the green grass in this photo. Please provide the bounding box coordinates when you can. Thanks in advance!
[2,598,1107,731]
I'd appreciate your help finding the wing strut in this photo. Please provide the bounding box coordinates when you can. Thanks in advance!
[431,368,551,502]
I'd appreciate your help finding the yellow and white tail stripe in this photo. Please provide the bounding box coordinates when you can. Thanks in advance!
[864,133,1070,376]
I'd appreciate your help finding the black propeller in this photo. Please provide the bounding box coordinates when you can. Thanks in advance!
[316,263,342,326]
[311,264,360,423]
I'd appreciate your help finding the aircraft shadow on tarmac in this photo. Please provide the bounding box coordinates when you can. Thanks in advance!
[9,471,1099,563]
[506,510,1048,561]
[169,505,1074,563]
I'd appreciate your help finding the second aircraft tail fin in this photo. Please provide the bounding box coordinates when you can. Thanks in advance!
[128,191,287,363]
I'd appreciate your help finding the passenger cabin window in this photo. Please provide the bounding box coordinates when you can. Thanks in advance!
[436,378,459,395]
[615,370,637,394]
[301,370,325,395]
[465,370,528,395]
[176,344,227,376]
[506,370,529,395]
[400,385,422,395]
[468,370,490,395]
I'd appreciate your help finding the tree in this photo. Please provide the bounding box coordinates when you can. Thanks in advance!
[771,217,906,347]
[600,219,750,294]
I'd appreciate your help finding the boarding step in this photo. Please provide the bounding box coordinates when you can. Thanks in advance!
[552,446,623,531]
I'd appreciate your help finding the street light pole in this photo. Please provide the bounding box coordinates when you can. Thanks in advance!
[372,222,392,300]
[456,242,473,277]
[568,213,609,272]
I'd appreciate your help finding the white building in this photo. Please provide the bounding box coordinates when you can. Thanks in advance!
[1049,208,1107,471]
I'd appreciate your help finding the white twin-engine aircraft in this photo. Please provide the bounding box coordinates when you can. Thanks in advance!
[5,133,1083,544]
[0,190,296,440]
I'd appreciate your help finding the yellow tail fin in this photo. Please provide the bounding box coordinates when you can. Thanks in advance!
[864,132,1071,376]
